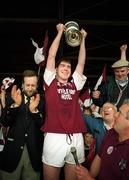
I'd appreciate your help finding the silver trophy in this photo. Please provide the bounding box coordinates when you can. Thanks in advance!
[64,21,82,47]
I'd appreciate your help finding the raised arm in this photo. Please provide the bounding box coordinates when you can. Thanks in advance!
[75,29,87,76]
[46,23,64,71]
[120,44,127,60]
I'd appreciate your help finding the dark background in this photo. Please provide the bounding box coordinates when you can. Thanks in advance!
[0,0,129,89]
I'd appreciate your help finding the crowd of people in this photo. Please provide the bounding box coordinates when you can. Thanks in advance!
[0,23,129,180]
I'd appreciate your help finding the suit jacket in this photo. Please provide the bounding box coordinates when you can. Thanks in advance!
[0,93,45,172]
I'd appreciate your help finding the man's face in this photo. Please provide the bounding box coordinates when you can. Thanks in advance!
[113,104,129,132]
[114,67,129,81]
[101,103,116,123]
[56,61,71,83]
[22,76,38,97]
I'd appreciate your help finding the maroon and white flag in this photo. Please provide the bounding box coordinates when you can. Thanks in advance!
[31,30,49,66]
[2,77,15,89]
[94,64,107,90]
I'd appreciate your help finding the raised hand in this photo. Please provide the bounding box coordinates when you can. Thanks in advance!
[80,28,87,39]
[120,44,127,52]
[120,44,127,60]
[92,90,100,99]
[56,23,64,33]
[11,85,22,106]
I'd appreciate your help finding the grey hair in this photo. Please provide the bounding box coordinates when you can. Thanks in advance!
[123,99,129,104]
[123,99,129,120]
[100,101,117,113]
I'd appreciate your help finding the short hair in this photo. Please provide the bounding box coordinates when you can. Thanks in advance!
[100,101,117,113]
[123,99,129,104]
[22,70,38,83]
[56,57,71,68]
[122,99,129,120]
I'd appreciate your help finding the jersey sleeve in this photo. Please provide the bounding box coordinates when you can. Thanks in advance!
[72,71,87,90]
[43,68,56,86]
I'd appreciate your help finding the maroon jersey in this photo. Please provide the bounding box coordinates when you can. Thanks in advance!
[98,129,129,180]
[41,78,86,133]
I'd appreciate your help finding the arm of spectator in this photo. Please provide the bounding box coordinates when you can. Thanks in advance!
[92,82,108,107]
[75,165,95,180]
[83,113,97,135]
[120,44,127,60]
[90,154,101,178]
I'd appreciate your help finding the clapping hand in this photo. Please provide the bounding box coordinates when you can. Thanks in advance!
[11,85,22,106]
[29,94,40,113]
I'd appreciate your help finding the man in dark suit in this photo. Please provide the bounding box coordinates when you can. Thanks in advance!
[0,70,45,180]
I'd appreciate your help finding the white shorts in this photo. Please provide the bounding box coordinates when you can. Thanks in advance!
[42,133,85,167]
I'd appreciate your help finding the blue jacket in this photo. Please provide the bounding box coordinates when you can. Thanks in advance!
[83,114,107,153]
